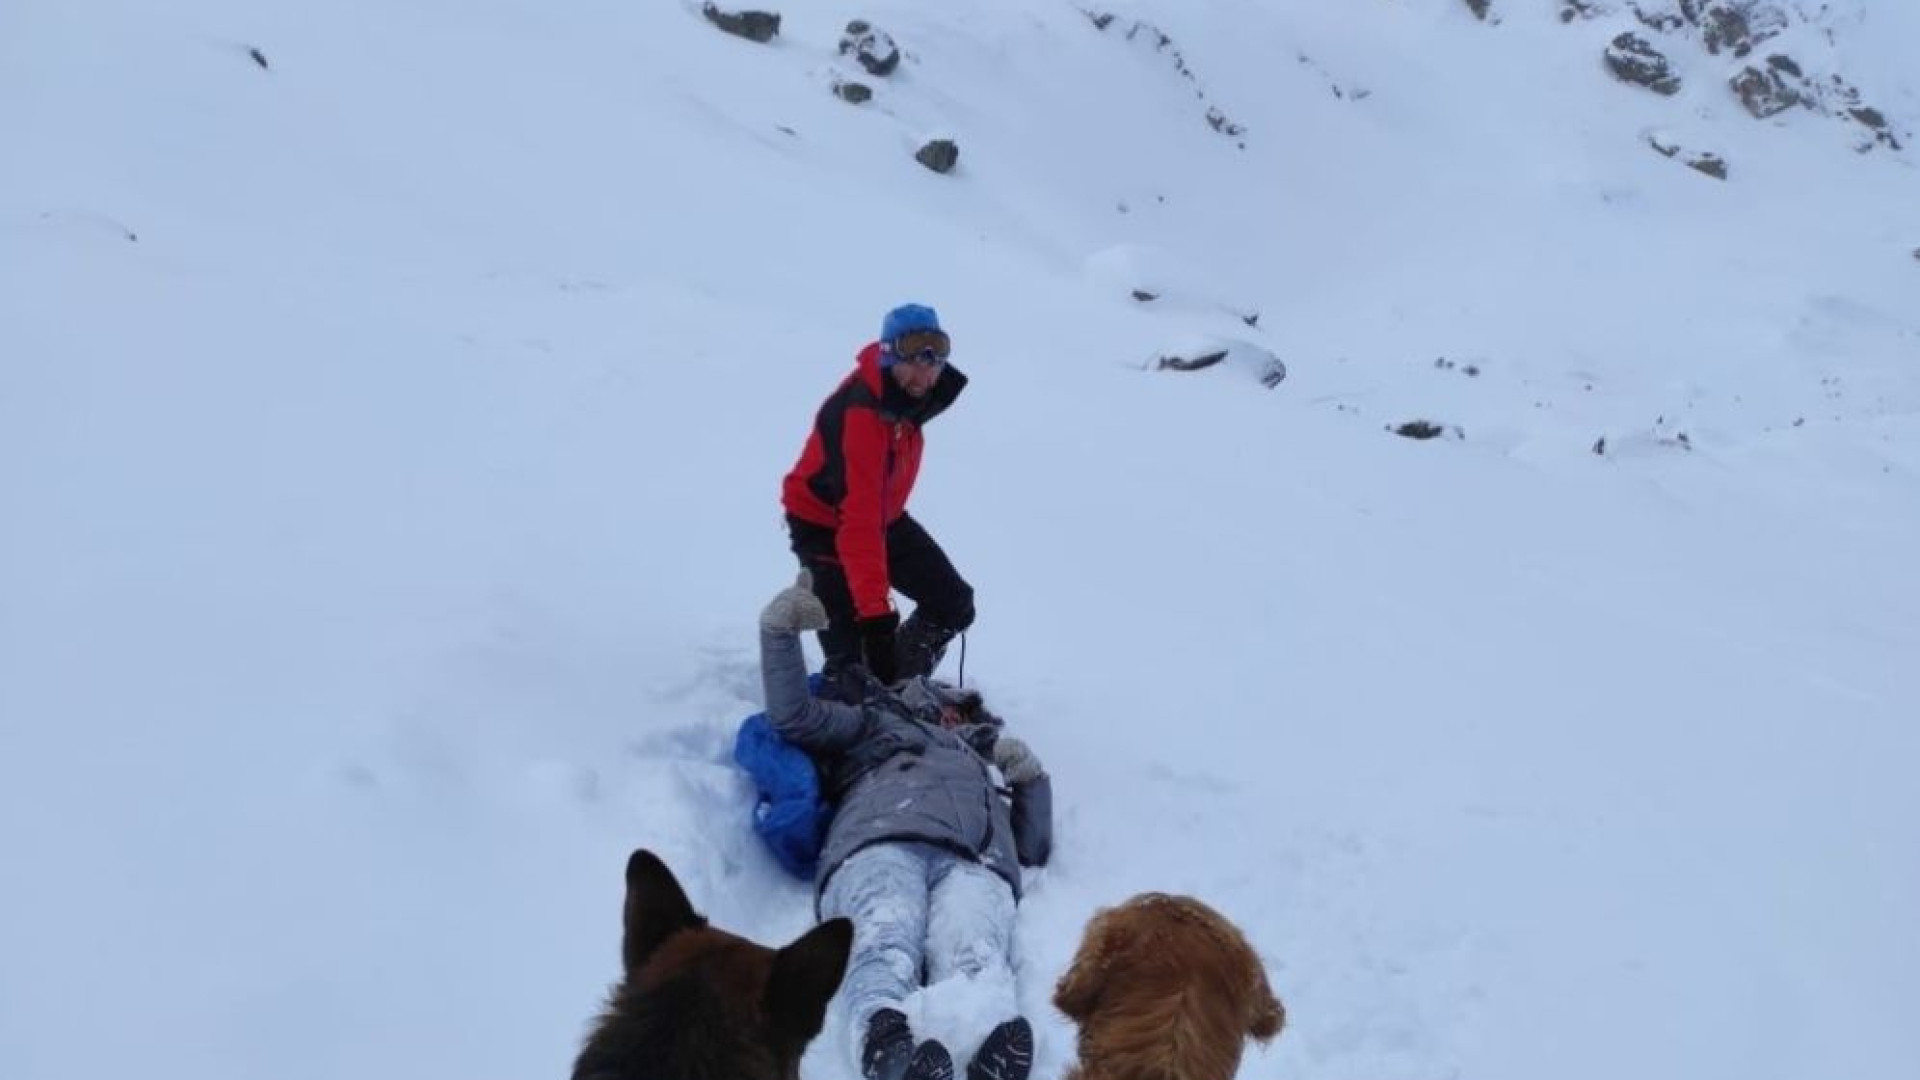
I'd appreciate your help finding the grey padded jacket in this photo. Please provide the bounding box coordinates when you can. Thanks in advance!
[759,627,1053,902]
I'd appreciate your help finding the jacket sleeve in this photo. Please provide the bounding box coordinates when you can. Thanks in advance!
[1010,772,1053,868]
[834,406,893,619]
[760,626,870,751]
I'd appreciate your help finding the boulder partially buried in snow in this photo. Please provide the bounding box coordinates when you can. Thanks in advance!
[1149,335,1287,389]
[1082,243,1260,325]
[840,20,900,77]
[1647,132,1729,180]
[702,4,780,43]
[1605,33,1682,95]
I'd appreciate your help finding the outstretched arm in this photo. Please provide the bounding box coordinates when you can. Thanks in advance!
[759,574,869,751]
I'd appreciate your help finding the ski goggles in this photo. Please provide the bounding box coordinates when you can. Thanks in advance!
[890,328,951,367]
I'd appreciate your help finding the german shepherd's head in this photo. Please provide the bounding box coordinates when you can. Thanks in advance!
[572,849,853,1080]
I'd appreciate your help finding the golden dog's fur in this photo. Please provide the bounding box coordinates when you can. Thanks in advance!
[1054,893,1284,1080]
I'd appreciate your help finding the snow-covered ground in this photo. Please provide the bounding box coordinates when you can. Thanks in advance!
[3,2,1917,1079]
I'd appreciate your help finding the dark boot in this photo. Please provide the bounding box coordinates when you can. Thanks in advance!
[966,1017,1032,1080]
[903,1039,954,1080]
[862,1008,915,1080]
[894,612,959,681]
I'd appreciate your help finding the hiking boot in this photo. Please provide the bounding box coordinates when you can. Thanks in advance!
[966,1017,1033,1080]
[894,612,960,682]
[903,1039,954,1080]
[862,1008,915,1080]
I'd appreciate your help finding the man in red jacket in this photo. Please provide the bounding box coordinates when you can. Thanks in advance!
[781,303,972,686]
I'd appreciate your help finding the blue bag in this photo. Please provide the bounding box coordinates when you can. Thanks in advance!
[732,675,832,878]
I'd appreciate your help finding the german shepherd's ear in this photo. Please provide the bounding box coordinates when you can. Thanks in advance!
[621,849,706,975]
[765,917,853,1041]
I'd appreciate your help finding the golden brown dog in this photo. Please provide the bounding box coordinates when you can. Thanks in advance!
[1054,893,1284,1080]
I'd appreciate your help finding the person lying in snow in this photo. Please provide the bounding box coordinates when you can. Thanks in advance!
[759,572,1053,1080]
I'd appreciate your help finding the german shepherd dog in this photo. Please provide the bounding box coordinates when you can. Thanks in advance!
[572,849,854,1080]
[1054,893,1284,1080]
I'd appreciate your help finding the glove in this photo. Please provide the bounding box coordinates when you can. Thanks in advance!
[993,736,1045,784]
[760,571,830,633]
[857,610,901,685]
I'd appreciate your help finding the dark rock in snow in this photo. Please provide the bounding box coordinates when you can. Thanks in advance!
[1206,106,1246,144]
[1730,64,1801,117]
[1131,289,1159,302]
[1849,106,1902,151]
[1560,0,1604,23]
[1634,5,1685,32]
[249,47,269,70]
[1651,135,1730,179]
[1157,350,1228,372]
[1687,152,1729,179]
[1392,420,1450,440]
[839,20,901,77]
[915,139,960,174]
[1464,0,1493,21]
[833,79,873,105]
[1682,1,1788,57]
[1606,33,1682,95]
[702,4,781,43]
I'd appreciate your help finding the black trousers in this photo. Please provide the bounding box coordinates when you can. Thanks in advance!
[786,512,975,671]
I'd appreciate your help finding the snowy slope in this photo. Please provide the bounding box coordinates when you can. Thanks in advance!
[3,2,1917,1079]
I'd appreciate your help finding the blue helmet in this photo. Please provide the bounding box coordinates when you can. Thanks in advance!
[879,303,943,366]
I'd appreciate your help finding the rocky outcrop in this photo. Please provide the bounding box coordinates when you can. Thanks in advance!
[1684,1,1787,58]
[1730,62,1800,118]
[1606,33,1681,95]
[1582,5,1908,155]
[1081,10,1248,145]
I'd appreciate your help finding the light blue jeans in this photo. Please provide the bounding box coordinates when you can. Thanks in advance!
[820,842,1017,1063]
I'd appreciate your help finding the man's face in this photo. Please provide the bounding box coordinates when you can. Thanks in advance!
[890,357,943,398]
[887,328,950,398]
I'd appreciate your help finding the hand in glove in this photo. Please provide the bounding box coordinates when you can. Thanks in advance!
[992,735,1045,784]
[760,571,830,633]
[857,611,901,685]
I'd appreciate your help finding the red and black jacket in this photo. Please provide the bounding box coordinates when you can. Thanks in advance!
[782,342,968,619]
